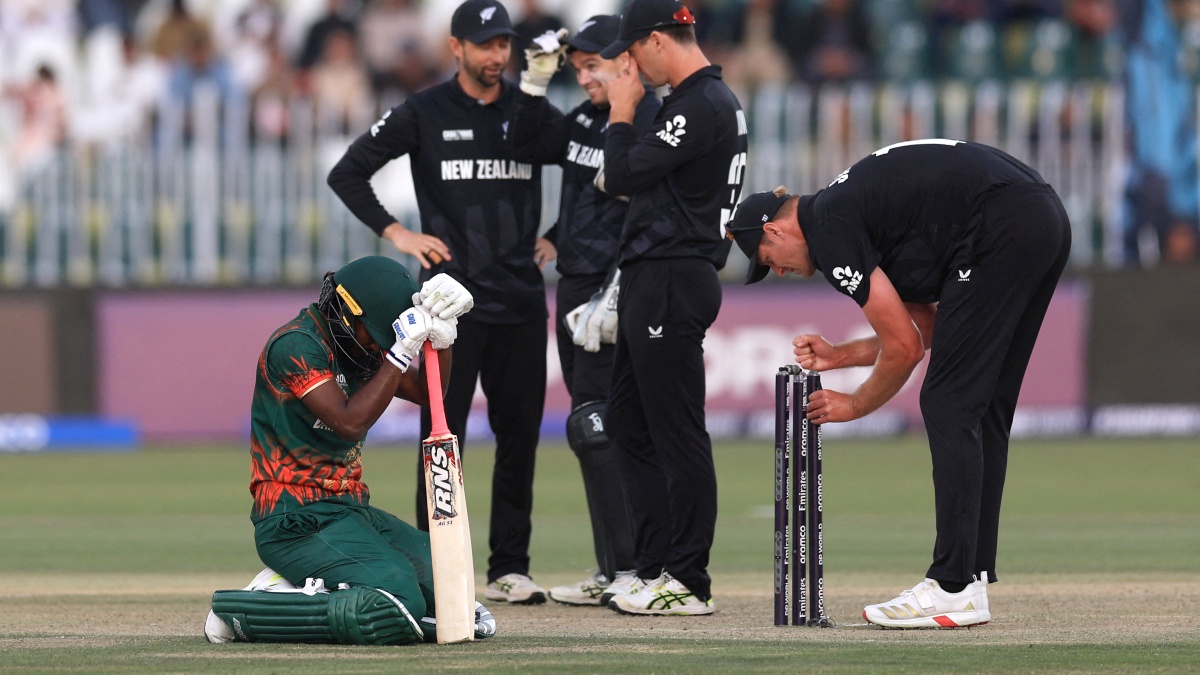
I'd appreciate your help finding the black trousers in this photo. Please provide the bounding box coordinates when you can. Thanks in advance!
[922,183,1072,586]
[556,274,635,579]
[607,258,721,601]
[556,274,616,406]
[415,315,546,583]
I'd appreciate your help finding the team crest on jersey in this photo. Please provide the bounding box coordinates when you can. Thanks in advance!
[833,266,863,294]
[657,115,687,147]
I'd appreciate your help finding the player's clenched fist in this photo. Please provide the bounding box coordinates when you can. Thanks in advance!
[415,273,474,320]
[793,334,836,372]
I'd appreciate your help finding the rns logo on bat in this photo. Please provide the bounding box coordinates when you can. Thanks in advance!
[426,444,458,520]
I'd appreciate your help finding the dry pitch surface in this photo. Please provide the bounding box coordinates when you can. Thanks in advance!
[3,574,1197,650]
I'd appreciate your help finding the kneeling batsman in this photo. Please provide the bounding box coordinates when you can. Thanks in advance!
[204,260,493,646]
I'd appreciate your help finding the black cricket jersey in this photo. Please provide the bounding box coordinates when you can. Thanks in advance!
[602,65,748,268]
[508,89,661,278]
[797,139,1047,307]
[327,77,558,324]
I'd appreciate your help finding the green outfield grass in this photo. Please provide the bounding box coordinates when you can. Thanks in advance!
[0,437,1197,672]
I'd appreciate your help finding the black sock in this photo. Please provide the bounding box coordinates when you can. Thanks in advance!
[938,580,967,593]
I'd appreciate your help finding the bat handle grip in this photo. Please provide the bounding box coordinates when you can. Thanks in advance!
[423,342,450,437]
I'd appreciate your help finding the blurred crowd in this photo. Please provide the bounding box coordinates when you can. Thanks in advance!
[1,0,1199,264]
[1,0,1196,159]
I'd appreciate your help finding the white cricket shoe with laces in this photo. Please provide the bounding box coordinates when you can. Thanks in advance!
[484,573,547,605]
[863,572,991,628]
[549,571,609,606]
[599,570,642,607]
[609,571,714,616]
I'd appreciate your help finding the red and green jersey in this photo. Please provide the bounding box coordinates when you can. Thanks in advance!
[249,305,375,522]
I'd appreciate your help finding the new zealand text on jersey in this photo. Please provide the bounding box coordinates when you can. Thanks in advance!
[440,159,534,181]
[566,141,604,169]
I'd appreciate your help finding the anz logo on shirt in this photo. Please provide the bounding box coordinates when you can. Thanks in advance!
[833,266,863,294]
[657,115,687,147]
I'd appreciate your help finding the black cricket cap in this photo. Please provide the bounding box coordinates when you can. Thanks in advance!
[451,0,518,44]
[600,0,696,59]
[566,15,622,55]
[725,189,791,284]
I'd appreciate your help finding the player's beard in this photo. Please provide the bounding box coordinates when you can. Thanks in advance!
[462,55,504,91]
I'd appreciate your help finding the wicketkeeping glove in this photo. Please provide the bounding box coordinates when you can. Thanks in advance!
[386,305,435,371]
[415,273,474,320]
[573,269,620,353]
[429,315,458,351]
[564,300,590,335]
[520,28,569,97]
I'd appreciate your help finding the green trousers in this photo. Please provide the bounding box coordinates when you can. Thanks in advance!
[254,501,434,619]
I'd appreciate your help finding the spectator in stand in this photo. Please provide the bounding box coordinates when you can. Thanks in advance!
[251,37,295,142]
[152,0,212,63]
[359,0,435,97]
[1116,0,1200,264]
[723,0,794,95]
[926,0,992,78]
[295,0,359,95]
[226,0,284,95]
[1065,0,1118,80]
[77,33,167,145]
[509,0,565,80]
[310,26,372,133]
[4,64,68,176]
[793,0,875,84]
[166,31,240,109]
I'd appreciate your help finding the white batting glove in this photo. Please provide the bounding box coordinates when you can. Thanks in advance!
[416,273,474,320]
[385,306,434,371]
[428,315,458,350]
[520,28,569,97]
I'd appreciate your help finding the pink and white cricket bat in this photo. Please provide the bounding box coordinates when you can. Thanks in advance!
[421,341,475,643]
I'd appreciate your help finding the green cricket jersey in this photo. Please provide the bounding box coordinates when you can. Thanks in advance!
[249,305,375,522]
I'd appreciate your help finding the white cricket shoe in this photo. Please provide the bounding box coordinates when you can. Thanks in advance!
[204,610,235,643]
[863,573,991,628]
[609,571,715,616]
[484,573,547,605]
[549,571,609,606]
[599,570,643,606]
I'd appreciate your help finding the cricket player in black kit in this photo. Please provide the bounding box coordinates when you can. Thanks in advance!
[597,0,749,616]
[506,15,661,607]
[727,139,1072,629]
[327,0,559,605]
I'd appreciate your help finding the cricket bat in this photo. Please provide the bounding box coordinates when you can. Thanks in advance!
[421,341,475,643]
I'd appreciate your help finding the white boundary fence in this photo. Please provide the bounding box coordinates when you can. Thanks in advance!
[1,81,1131,288]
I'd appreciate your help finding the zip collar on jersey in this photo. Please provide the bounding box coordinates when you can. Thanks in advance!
[448,73,514,109]
[663,64,724,99]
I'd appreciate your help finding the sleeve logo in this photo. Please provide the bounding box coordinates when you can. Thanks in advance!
[370,109,392,137]
[656,115,687,147]
[832,266,863,294]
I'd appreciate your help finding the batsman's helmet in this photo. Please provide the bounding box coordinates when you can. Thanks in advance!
[318,256,419,372]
